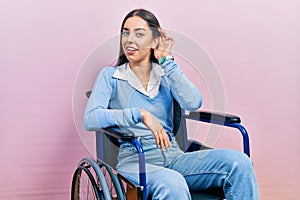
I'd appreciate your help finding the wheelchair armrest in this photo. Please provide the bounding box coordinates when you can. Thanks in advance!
[101,127,136,140]
[188,111,241,125]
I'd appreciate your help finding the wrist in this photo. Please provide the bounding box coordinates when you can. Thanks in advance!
[157,51,171,60]
[158,54,174,65]
[161,51,171,58]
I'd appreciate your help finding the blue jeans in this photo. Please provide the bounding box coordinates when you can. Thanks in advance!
[116,135,259,200]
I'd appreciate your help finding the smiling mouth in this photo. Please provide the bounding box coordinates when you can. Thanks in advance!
[125,46,138,55]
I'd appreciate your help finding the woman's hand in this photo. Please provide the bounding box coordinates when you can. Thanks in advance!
[154,29,174,60]
[140,109,171,151]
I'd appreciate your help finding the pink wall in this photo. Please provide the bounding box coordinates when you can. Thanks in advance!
[1,0,299,199]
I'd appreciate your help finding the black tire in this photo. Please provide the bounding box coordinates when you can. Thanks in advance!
[98,162,126,200]
[71,166,101,200]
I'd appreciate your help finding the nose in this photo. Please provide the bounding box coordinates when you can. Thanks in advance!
[123,31,139,44]
[127,32,134,43]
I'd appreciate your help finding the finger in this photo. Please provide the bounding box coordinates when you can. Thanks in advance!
[158,30,167,41]
[154,132,164,149]
[153,132,160,148]
[158,132,165,150]
[156,131,166,150]
[162,131,171,150]
[159,29,173,44]
[167,37,173,42]
[170,37,175,45]
[163,32,170,42]
[158,130,169,151]
[158,37,163,48]
[158,28,165,37]
[161,35,166,42]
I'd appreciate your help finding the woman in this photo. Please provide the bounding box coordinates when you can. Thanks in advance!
[84,8,259,200]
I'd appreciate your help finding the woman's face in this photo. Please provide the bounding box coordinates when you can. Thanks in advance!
[121,16,157,66]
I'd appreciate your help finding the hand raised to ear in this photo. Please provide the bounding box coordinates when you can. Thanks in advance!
[154,29,174,60]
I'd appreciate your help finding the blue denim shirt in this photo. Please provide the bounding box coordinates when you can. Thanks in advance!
[84,60,202,137]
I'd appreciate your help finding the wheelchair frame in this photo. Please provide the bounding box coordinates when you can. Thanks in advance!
[71,92,250,200]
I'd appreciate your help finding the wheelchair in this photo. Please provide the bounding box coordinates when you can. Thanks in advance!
[71,91,251,200]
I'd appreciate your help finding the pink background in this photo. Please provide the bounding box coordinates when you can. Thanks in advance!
[1,0,299,199]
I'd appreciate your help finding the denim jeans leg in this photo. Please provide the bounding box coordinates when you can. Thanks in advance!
[167,149,260,200]
[118,163,191,200]
[117,138,191,200]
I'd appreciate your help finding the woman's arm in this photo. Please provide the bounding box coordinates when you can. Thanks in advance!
[162,60,202,111]
[83,67,142,131]
[154,29,202,111]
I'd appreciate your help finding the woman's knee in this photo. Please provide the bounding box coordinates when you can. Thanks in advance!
[231,150,253,169]
[218,149,252,167]
[222,149,255,181]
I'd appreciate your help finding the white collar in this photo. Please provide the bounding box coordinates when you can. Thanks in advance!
[113,62,165,98]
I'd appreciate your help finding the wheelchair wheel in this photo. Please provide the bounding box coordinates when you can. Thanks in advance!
[71,158,113,200]
[98,161,126,200]
[71,166,101,200]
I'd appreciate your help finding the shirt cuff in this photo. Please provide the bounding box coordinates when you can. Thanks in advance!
[161,60,179,75]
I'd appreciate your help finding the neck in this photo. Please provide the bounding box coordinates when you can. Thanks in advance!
[129,62,152,76]
[129,62,152,91]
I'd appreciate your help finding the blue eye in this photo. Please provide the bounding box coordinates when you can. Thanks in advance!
[136,32,144,37]
[122,31,130,36]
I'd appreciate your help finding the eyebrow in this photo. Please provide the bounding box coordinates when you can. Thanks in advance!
[122,27,146,32]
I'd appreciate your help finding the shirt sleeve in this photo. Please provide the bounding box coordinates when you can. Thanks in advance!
[161,60,202,111]
[83,67,142,131]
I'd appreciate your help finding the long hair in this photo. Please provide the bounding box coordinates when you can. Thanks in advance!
[116,9,161,66]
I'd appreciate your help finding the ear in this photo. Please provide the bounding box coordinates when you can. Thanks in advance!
[151,37,159,49]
